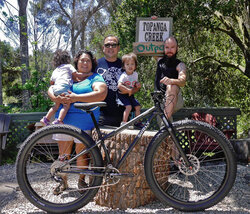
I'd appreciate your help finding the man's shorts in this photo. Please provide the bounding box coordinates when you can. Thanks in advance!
[157,89,184,126]
[174,90,184,113]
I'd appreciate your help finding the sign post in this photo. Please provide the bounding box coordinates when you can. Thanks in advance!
[133,17,173,56]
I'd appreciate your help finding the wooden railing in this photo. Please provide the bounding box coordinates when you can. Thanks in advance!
[6,107,241,148]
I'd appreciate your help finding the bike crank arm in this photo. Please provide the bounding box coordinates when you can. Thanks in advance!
[61,178,121,193]
[60,164,134,177]
[60,170,134,178]
[58,173,134,194]
[110,172,134,178]
[60,170,105,177]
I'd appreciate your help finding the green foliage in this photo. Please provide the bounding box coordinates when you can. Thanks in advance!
[21,69,53,112]
[238,113,250,138]
[0,0,249,137]
[0,41,22,107]
[135,56,157,108]
[111,0,249,137]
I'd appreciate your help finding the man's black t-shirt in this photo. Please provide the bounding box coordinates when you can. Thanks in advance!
[96,57,124,125]
[155,56,181,92]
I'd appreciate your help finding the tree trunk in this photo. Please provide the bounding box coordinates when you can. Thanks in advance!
[33,15,39,72]
[71,32,76,57]
[18,0,30,110]
[245,49,250,78]
[80,28,86,51]
[0,41,2,108]
[245,59,250,78]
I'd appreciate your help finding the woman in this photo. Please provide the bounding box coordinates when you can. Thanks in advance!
[48,50,107,195]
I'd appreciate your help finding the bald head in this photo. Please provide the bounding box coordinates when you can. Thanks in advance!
[164,36,178,57]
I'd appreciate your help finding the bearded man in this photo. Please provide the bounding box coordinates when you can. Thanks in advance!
[155,36,187,121]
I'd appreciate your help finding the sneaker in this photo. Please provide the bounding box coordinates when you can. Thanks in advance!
[40,117,50,126]
[78,178,88,194]
[134,122,144,129]
[120,122,134,129]
[120,122,127,126]
[53,179,68,195]
[52,119,64,125]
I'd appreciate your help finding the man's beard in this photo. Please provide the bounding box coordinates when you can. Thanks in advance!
[163,52,177,66]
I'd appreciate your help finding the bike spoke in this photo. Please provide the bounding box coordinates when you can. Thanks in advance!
[149,124,231,205]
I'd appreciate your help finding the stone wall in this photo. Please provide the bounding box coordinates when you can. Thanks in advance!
[93,128,158,209]
[230,138,250,163]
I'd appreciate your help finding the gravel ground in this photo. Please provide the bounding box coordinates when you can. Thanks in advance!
[0,163,249,214]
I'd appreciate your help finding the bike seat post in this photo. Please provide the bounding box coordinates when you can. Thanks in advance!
[87,110,112,164]
[88,110,102,139]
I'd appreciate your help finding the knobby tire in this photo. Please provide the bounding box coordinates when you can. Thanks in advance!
[16,124,103,213]
[144,120,237,212]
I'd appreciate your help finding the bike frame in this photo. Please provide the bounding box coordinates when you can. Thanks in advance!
[67,101,191,171]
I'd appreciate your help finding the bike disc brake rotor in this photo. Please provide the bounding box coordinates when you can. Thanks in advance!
[178,154,200,176]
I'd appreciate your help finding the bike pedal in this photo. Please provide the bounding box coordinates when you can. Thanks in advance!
[53,176,63,183]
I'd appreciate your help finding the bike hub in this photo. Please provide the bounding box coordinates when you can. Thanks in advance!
[178,154,200,176]
[50,160,70,178]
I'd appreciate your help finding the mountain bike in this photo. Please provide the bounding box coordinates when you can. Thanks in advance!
[16,91,237,213]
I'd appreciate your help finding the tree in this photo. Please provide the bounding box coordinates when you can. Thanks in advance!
[190,0,250,78]
[0,41,2,107]
[112,0,249,78]
[111,0,249,137]
[40,0,111,56]
[28,1,59,75]
[18,0,30,110]
[0,40,22,108]
[0,0,19,47]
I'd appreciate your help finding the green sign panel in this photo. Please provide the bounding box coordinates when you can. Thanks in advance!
[134,17,173,56]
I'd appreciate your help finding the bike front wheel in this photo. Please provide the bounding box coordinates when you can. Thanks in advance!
[144,120,237,212]
[16,124,104,213]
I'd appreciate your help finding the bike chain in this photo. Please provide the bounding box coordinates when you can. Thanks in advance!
[59,165,133,193]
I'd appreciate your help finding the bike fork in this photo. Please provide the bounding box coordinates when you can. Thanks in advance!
[161,115,192,167]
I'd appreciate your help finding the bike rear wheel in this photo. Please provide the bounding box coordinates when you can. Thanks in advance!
[144,120,237,212]
[16,125,104,213]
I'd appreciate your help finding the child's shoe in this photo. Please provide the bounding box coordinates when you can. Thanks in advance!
[120,121,127,126]
[40,117,50,126]
[52,119,64,125]
[120,121,134,129]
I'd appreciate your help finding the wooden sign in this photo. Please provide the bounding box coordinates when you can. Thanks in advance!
[134,17,173,56]
[133,42,164,56]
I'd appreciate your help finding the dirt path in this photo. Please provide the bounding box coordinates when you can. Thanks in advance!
[0,164,249,214]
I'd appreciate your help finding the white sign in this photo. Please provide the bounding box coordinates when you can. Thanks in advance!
[136,17,173,43]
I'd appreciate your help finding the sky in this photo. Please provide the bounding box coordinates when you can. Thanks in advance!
[0,0,66,54]
[0,0,19,48]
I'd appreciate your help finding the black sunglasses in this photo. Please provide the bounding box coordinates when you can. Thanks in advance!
[104,43,119,48]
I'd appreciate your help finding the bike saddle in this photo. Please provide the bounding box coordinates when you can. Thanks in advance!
[74,102,107,110]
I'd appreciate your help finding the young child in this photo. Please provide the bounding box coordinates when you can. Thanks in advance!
[117,52,143,128]
[40,49,85,126]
